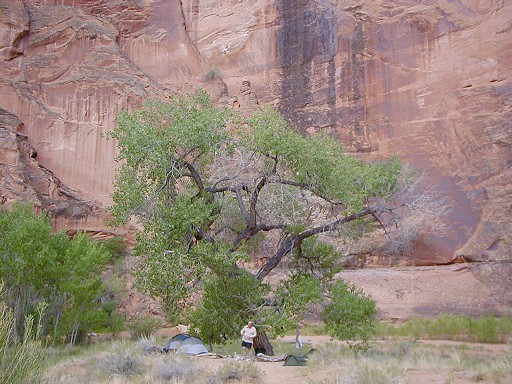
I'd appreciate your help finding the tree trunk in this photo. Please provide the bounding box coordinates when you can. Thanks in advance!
[253,330,274,356]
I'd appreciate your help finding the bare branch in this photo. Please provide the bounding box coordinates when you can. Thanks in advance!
[375,168,452,257]
[181,158,206,194]
[269,177,344,208]
[231,223,286,251]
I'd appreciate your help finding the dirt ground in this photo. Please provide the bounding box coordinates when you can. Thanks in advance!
[190,336,512,384]
[46,335,512,384]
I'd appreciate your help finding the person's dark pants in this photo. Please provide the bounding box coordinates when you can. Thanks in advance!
[242,340,253,356]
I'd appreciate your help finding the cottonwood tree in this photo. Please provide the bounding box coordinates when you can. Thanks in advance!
[108,90,407,349]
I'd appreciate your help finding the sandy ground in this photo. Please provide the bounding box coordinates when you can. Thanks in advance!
[190,336,512,384]
[46,336,512,384]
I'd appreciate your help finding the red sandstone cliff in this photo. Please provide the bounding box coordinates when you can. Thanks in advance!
[1,0,511,317]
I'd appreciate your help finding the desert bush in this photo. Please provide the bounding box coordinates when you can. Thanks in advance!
[153,354,199,381]
[308,340,512,384]
[307,343,353,367]
[0,298,47,384]
[138,336,164,355]
[95,342,144,376]
[205,67,221,81]
[127,315,162,339]
[339,364,396,384]
[206,361,262,384]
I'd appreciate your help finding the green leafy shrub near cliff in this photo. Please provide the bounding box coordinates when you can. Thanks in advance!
[323,281,377,351]
[127,315,162,339]
[0,203,113,345]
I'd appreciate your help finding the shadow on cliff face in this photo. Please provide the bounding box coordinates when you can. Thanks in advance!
[404,156,481,264]
[430,177,480,258]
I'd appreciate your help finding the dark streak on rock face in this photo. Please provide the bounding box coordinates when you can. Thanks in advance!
[339,21,369,142]
[276,1,374,150]
[276,0,337,132]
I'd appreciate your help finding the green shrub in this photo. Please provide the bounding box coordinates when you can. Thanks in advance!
[100,236,128,259]
[376,314,512,343]
[0,203,112,344]
[127,315,162,338]
[108,311,125,335]
[205,67,221,81]
[322,281,377,351]
[99,299,125,335]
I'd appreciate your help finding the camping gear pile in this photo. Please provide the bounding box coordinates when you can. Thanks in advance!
[162,333,315,366]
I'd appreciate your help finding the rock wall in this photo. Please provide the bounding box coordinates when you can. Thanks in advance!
[339,262,512,319]
[1,0,511,316]
[181,0,512,264]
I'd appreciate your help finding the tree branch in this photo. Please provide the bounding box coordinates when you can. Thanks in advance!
[235,187,250,224]
[181,158,205,194]
[256,207,375,280]
[231,223,285,251]
[249,176,266,227]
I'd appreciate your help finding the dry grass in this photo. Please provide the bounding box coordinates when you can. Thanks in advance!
[0,301,47,384]
[376,315,512,344]
[40,337,511,384]
[306,340,512,384]
[206,361,263,384]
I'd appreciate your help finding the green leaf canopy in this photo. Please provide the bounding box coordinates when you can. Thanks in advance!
[108,90,403,343]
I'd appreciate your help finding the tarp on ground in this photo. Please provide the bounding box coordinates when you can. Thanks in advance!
[283,355,308,366]
[255,353,289,362]
[163,334,208,355]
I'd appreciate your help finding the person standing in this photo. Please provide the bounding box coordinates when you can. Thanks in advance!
[240,321,257,358]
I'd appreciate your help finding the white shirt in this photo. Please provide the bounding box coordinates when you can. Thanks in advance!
[240,325,257,343]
